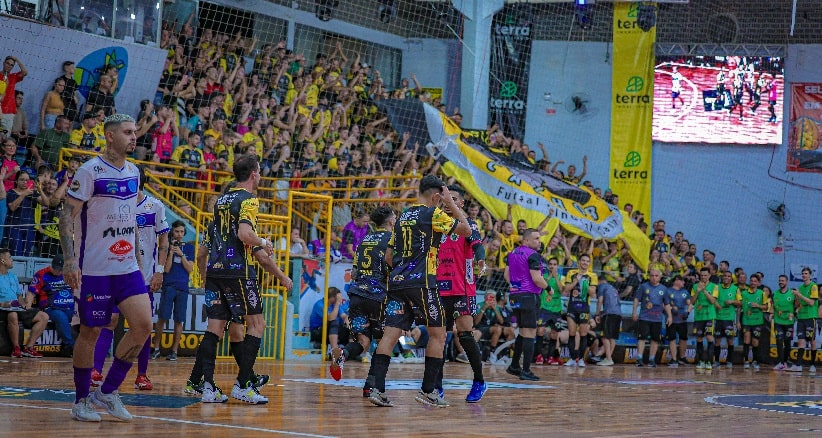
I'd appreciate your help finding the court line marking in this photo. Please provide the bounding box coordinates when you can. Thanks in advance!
[705,395,822,418]
[0,401,337,437]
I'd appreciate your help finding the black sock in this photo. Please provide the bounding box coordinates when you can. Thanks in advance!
[511,336,524,369]
[569,339,577,361]
[742,344,750,363]
[237,335,261,386]
[696,341,704,363]
[546,339,557,359]
[706,342,715,363]
[714,342,722,363]
[344,342,365,361]
[195,331,219,384]
[783,338,792,364]
[458,331,484,383]
[230,341,243,367]
[521,337,535,373]
[434,360,444,390]
[579,336,588,362]
[370,353,391,392]
[776,337,785,364]
[533,336,544,360]
[813,350,818,366]
[422,356,443,394]
[799,348,806,367]
[726,345,734,364]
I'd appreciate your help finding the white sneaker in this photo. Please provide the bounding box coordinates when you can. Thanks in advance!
[773,363,787,371]
[201,382,229,403]
[231,380,269,404]
[809,365,817,374]
[577,360,586,368]
[90,388,132,421]
[564,359,577,367]
[597,358,614,366]
[71,397,101,422]
[414,389,450,408]
[789,365,803,372]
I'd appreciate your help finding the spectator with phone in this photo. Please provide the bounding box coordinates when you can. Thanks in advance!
[151,220,194,361]
[5,170,52,256]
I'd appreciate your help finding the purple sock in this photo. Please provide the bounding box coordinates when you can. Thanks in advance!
[101,357,133,394]
[137,338,151,375]
[74,367,92,403]
[94,328,114,372]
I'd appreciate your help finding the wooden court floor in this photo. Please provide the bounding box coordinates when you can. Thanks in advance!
[1,356,821,437]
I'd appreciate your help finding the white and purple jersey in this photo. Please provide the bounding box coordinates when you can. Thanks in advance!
[136,194,170,285]
[67,155,140,276]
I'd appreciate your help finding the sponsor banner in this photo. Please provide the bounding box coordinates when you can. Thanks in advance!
[789,263,818,282]
[787,83,822,172]
[610,2,656,218]
[488,5,533,140]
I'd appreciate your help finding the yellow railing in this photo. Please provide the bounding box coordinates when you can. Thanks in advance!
[58,147,418,224]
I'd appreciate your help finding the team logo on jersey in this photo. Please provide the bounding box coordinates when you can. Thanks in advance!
[106,182,119,194]
[136,215,147,227]
[127,180,137,192]
[70,180,80,192]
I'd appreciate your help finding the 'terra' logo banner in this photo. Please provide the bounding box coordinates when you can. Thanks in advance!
[610,2,656,219]
[488,5,533,140]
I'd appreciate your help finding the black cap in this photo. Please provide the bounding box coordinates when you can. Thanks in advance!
[51,255,64,270]
[495,291,505,302]
[82,112,97,121]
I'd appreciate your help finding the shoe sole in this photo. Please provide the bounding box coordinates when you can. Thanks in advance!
[71,412,101,422]
[202,396,229,403]
[231,392,268,404]
[465,389,487,403]
[414,395,449,408]
[90,394,133,421]
[367,394,393,407]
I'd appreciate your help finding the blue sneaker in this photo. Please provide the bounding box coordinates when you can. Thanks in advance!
[465,381,487,403]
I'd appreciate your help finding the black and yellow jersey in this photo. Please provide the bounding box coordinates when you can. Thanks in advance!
[388,204,456,289]
[206,187,262,279]
[350,230,392,300]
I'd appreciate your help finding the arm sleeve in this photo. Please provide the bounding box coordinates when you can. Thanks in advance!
[238,196,259,228]
[527,253,542,271]
[66,165,93,202]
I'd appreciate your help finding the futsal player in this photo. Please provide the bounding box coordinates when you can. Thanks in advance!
[329,206,395,395]
[714,271,740,369]
[691,268,720,370]
[791,267,818,373]
[666,275,691,367]
[191,155,293,404]
[366,175,470,408]
[60,114,153,422]
[771,275,796,371]
[434,185,488,402]
[670,66,684,109]
[563,251,598,367]
[739,273,769,370]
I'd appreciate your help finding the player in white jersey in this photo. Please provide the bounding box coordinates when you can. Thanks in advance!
[670,66,684,109]
[91,166,169,391]
[60,114,152,422]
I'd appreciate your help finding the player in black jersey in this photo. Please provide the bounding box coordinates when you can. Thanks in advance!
[189,155,293,405]
[367,175,471,408]
[329,206,396,391]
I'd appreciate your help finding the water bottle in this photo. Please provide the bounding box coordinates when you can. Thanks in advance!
[307,242,314,255]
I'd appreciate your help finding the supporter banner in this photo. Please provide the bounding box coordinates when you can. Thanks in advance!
[420,103,650,271]
[787,83,822,173]
[789,263,818,282]
[610,2,656,218]
[488,6,532,140]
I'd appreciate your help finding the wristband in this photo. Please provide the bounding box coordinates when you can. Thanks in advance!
[155,265,165,273]
[260,237,269,247]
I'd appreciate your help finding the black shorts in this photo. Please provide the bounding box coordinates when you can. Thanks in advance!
[0,308,43,329]
[774,323,794,340]
[636,320,662,342]
[567,311,590,325]
[347,294,385,340]
[384,287,444,330]
[602,314,621,340]
[693,320,714,337]
[204,276,262,322]
[667,322,689,342]
[714,319,736,338]
[509,294,538,329]
[797,318,817,341]
[441,295,478,330]
[743,324,763,339]
[310,320,340,343]
[476,325,492,340]
[538,310,563,331]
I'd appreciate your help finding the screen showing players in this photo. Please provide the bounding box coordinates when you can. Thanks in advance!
[652,55,784,145]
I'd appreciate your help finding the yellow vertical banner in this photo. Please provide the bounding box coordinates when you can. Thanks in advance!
[610,2,656,218]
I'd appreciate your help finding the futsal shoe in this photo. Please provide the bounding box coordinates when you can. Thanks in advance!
[505,365,522,376]
[367,388,393,407]
[415,389,450,408]
[231,380,269,404]
[134,375,153,390]
[91,369,103,387]
[330,347,344,381]
[465,381,487,403]
[519,370,540,381]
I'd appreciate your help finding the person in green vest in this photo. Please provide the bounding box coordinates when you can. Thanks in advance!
[738,273,770,370]
[535,257,564,366]
[691,267,721,370]
[771,275,796,371]
[714,271,740,368]
[791,267,819,373]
